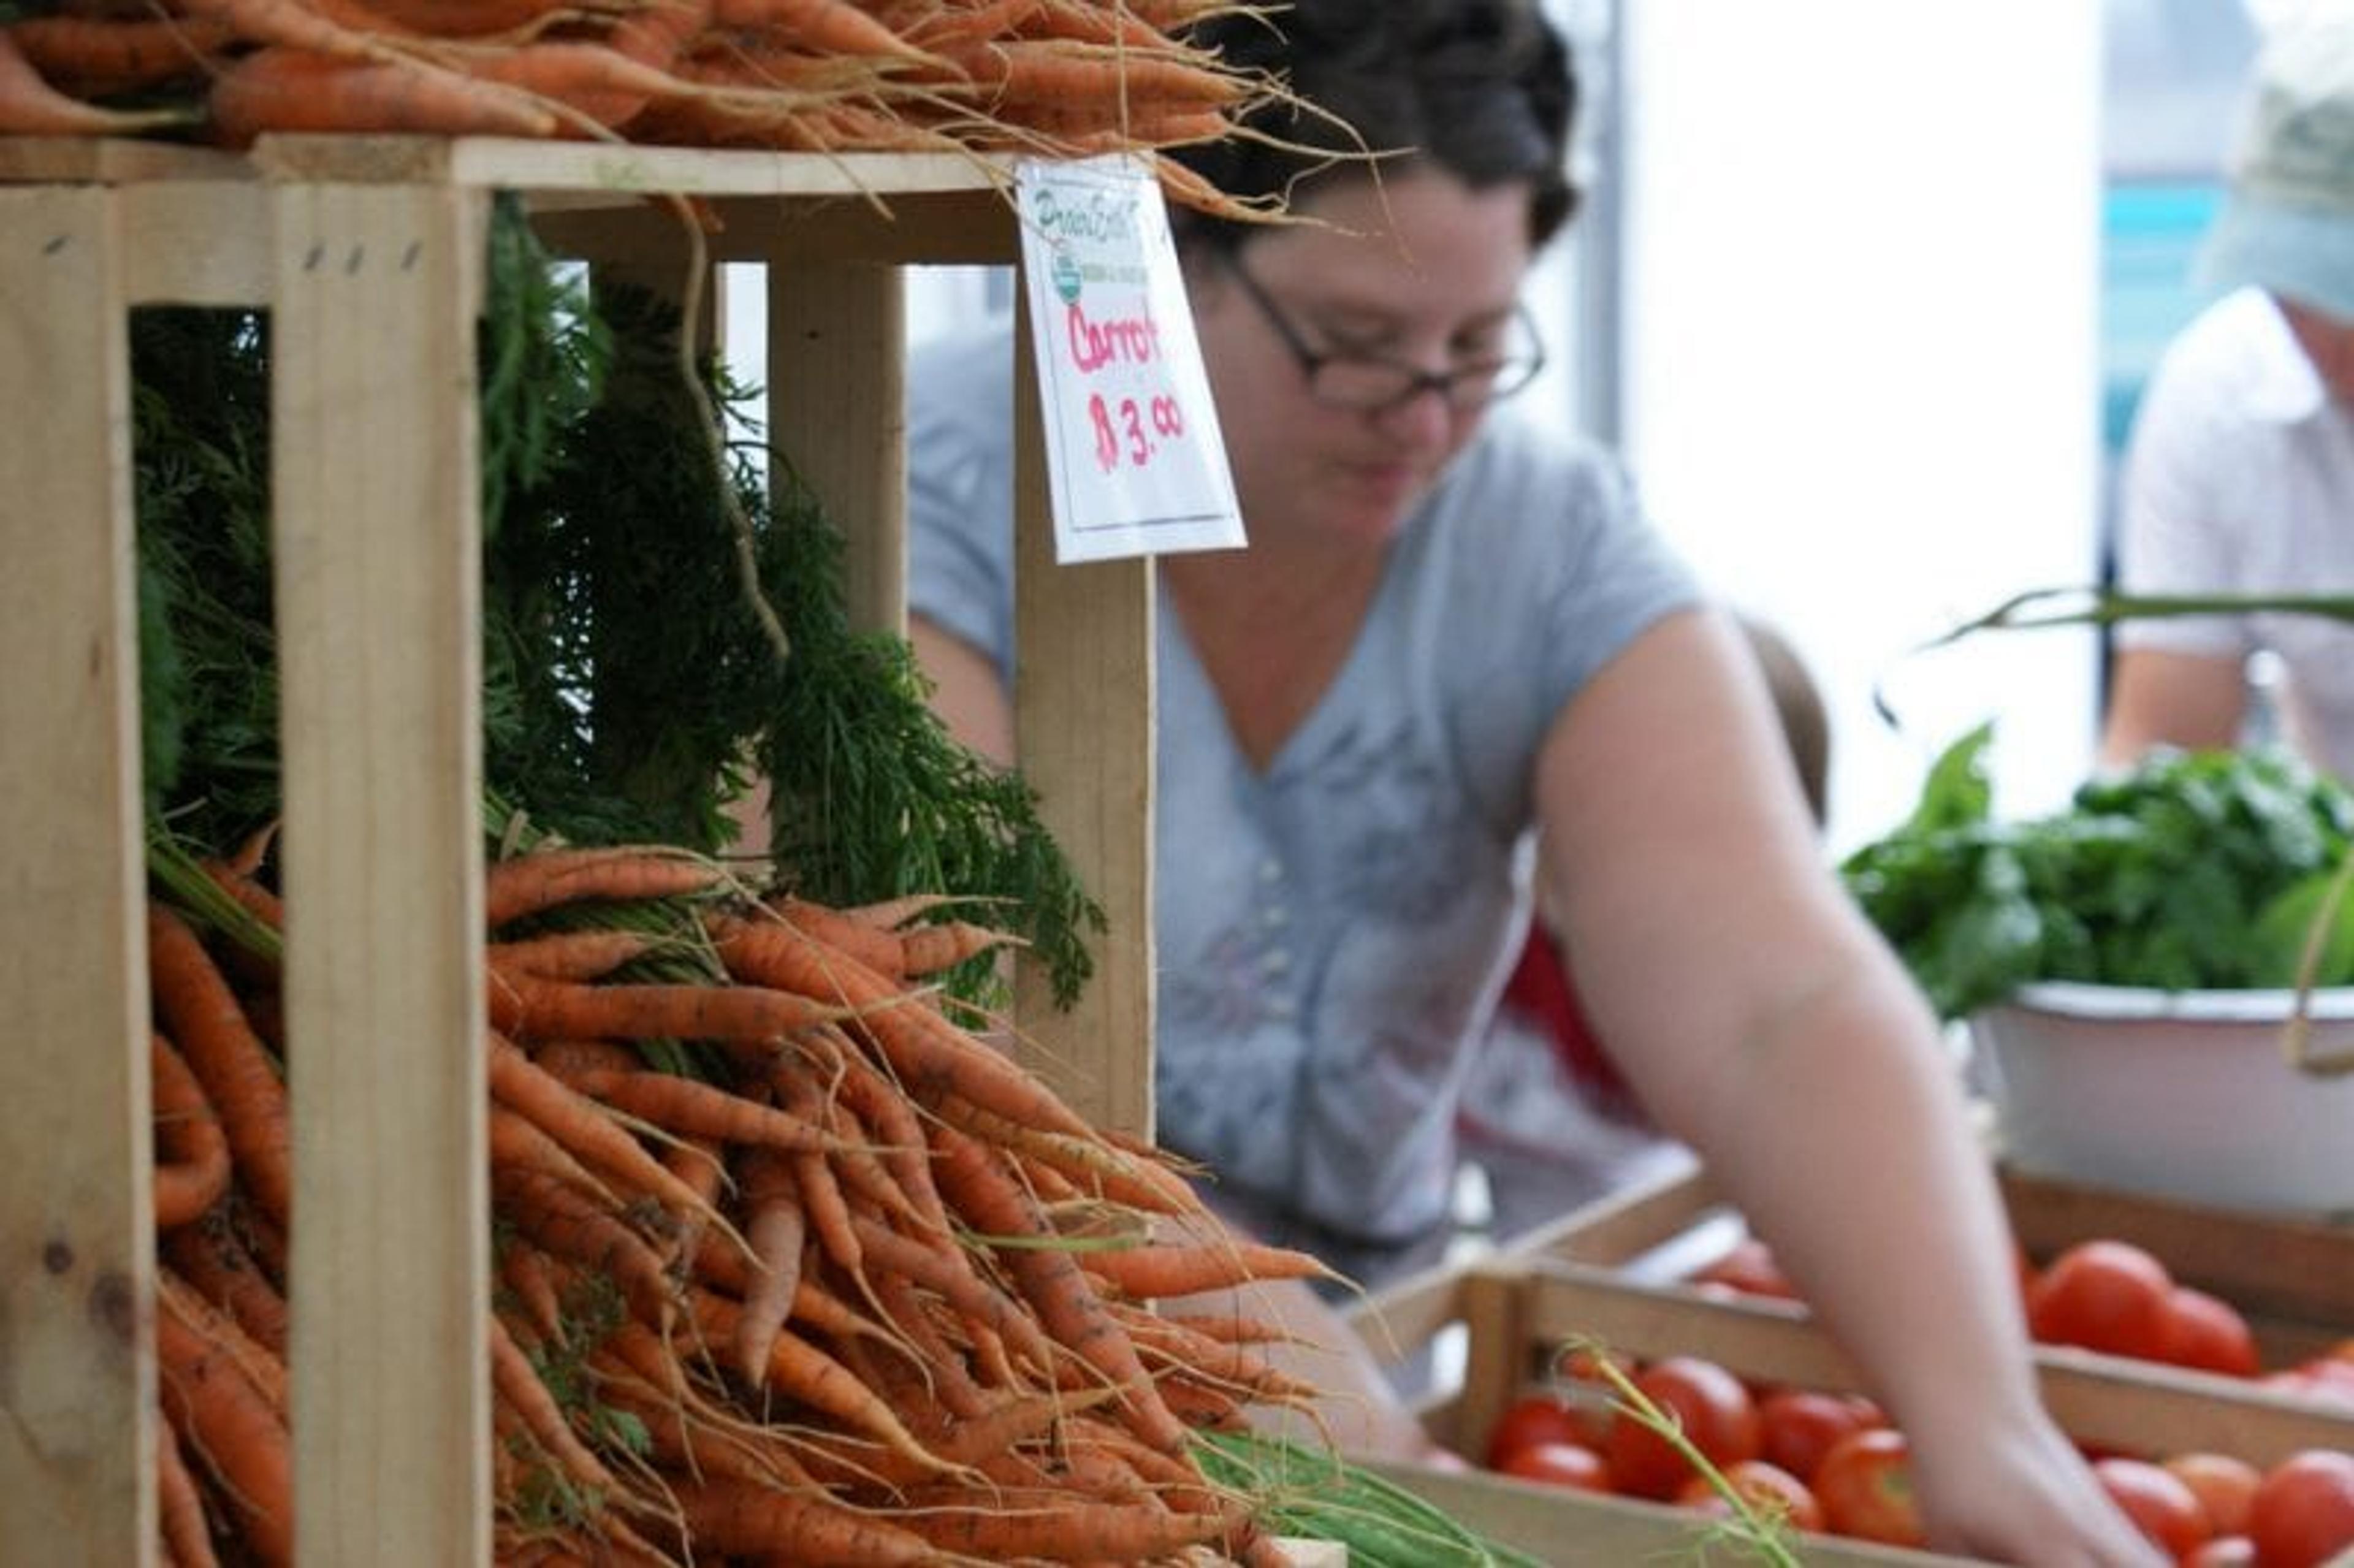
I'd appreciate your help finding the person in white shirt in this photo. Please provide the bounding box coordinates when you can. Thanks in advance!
[2103,4,2354,779]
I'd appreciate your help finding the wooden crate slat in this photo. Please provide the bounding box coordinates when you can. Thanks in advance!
[0,183,158,1568]
[271,180,493,1568]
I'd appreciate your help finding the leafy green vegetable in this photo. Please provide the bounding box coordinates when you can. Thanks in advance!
[1841,726,2354,1018]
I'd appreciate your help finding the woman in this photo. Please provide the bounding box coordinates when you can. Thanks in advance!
[907,2,2161,1561]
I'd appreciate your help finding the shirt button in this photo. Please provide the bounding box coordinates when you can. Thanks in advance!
[1258,858,1283,884]
[1266,997,1298,1021]
[1263,905,1289,930]
[1262,950,1291,976]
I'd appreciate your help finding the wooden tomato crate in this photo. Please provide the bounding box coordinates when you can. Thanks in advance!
[1343,1161,2354,1566]
[0,135,1156,1567]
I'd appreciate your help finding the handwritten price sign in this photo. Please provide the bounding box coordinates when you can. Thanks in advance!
[1015,156,1244,563]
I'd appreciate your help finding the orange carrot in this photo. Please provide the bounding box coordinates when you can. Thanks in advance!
[539,1057,847,1156]
[157,1413,223,1568]
[710,0,932,63]
[707,914,1097,1141]
[929,1124,1191,1455]
[152,1030,230,1231]
[489,1312,622,1497]
[464,39,693,132]
[728,1147,806,1383]
[1081,1236,1339,1301]
[498,1235,565,1344]
[493,1163,678,1330]
[935,37,1251,108]
[489,1033,717,1224]
[666,1474,948,1564]
[845,1211,1056,1377]
[0,28,194,137]
[487,969,845,1050]
[206,45,561,147]
[487,927,660,983]
[156,1269,292,1568]
[894,916,1019,978]
[937,1095,1202,1216]
[147,903,294,1228]
[686,1292,951,1475]
[359,0,574,34]
[490,1102,617,1206]
[162,1220,289,1360]
[888,1477,1240,1559]
[6,13,230,95]
[483,844,726,931]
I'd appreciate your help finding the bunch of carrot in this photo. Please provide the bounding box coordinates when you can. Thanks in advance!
[0,0,1287,218]
[149,833,1347,1566]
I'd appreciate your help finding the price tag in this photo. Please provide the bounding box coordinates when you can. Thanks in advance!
[1015,154,1246,563]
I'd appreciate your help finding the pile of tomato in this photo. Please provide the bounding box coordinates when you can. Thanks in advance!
[1476,1233,2354,1566]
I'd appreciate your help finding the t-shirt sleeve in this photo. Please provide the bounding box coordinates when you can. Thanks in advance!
[905,326,1019,683]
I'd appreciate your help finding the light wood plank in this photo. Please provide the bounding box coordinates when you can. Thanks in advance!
[271,181,492,1568]
[0,185,157,1568]
[769,262,907,636]
[1010,282,1157,1140]
[123,181,269,306]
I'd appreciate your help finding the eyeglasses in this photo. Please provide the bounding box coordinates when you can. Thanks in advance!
[1220,253,1545,415]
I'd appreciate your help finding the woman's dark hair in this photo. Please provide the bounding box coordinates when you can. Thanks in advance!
[1170,0,1579,253]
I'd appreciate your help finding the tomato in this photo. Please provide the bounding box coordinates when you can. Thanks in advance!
[1675,1458,1825,1533]
[2162,1285,2262,1377]
[1604,1356,1762,1501]
[2165,1451,2264,1537]
[2093,1455,2211,1559]
[2247,1448,2354,1568]
[1756,1387,1884,1484]
[1495,1439,1612,1493]
[1485,1391,1593,1471]
[2182,1536,2258,1567]
[1812,1426,1925,1548]
[2027,1238,2176,1360]
[1692,1236,1801,1301]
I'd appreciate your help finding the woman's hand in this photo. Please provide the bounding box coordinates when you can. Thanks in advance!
[1910,1409,2168,1568]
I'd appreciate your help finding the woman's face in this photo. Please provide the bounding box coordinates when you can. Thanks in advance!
[2280,295,2354,404]
[1186,167,1539,549]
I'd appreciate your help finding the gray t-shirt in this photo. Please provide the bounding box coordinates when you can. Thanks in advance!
[907,319,1701,1274]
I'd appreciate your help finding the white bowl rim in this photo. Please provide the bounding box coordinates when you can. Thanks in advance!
[1987,980,2354,1022]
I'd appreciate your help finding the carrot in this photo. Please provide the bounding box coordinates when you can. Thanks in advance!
[156,1269,292,1568]
[889,1478,1240,1560]
[490,1033,719,1225]
[589,1366,807,1492]
[465,39,694,132]
[206,45,561,147]
[493,1163,678,1330]
[894,917,1019,978]
[157,1414,223,1568]
[0,28,194,142]
[936,1095,1201,1216]
[607,0,713,69]
[928,1124,1191,1455]
[539,1057,848,1156]
[359,0,575,34]
[760,894,907,977]
[489,1312,622,1498]
[498,1235,566,1344]
[709,0,934,64]
[685,1291,953,1475]
[6,13,230,94]
[162,1219,289,1360]
[490,1102,617,1208]
[1081,1236,1340,1301]
[845,1211,1056,1377]
[484,844,726,931]
[487,969,845,1051]
[728,1147,806,1383]
[152,1031,231,1231]
[824,1035,954,1235]
[934,37,1251,108]
[665,1474,950,1565]
[487,927,660,983]
[147,903,294,1228]
[707,914,1097,1141]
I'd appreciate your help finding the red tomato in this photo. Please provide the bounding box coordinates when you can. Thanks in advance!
[1675,1458,1826,1533]
[2027,1238,2176,1360]
[1485,1391,1591,1471]
[1496,1439,1612,1493]
[2182,1536,2257,1567]
[2093,1455,2211,1559]
[1692,1236,1801,1301]
[1812,1426,1925,1548]
[2248,1448,2354,1568]
[2165,1451,2264,1537]
[2162,1285,2262,1377]
[1604,1356,1762,1501]
[1756,1387,1884,1484]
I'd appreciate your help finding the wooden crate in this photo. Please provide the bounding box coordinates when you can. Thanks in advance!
[1343,1162,2354,1567]
[0,135,1156,1567]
